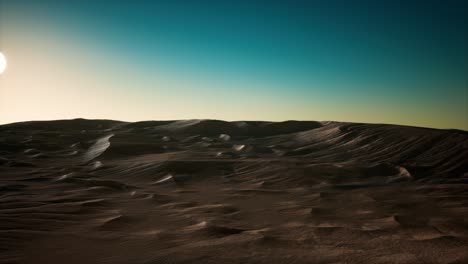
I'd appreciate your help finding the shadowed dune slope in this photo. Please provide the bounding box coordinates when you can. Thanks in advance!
[1,119,467,264]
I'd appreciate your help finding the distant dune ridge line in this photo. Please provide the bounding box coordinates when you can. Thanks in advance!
[1,118,467,263]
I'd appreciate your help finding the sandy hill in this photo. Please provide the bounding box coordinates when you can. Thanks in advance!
[1,119,467,263]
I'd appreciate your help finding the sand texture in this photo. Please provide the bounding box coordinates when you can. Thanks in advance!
[1,119,467,263]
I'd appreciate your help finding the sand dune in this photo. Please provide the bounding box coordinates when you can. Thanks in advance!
[0,119,467,263]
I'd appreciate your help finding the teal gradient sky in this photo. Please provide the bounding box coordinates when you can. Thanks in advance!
[0,0,467,129]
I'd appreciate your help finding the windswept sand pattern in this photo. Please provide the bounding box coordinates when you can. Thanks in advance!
[1,119,467,263]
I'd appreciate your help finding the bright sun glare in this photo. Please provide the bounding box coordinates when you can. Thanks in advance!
[0,52,7,74]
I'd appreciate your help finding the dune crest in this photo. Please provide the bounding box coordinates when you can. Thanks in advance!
[82,134,114,163]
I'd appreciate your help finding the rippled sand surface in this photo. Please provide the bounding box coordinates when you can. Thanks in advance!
[1,119,467,263]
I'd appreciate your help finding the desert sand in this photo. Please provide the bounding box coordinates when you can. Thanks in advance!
[1,119,467,263]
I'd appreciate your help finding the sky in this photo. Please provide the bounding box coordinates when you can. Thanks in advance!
[0,0,467,130]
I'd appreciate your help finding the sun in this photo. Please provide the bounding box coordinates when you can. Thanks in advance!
[0,52,7,74]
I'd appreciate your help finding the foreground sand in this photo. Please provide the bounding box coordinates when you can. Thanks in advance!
[1,119,467,264]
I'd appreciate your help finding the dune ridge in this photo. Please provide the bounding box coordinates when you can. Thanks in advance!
[1,119,467,263]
